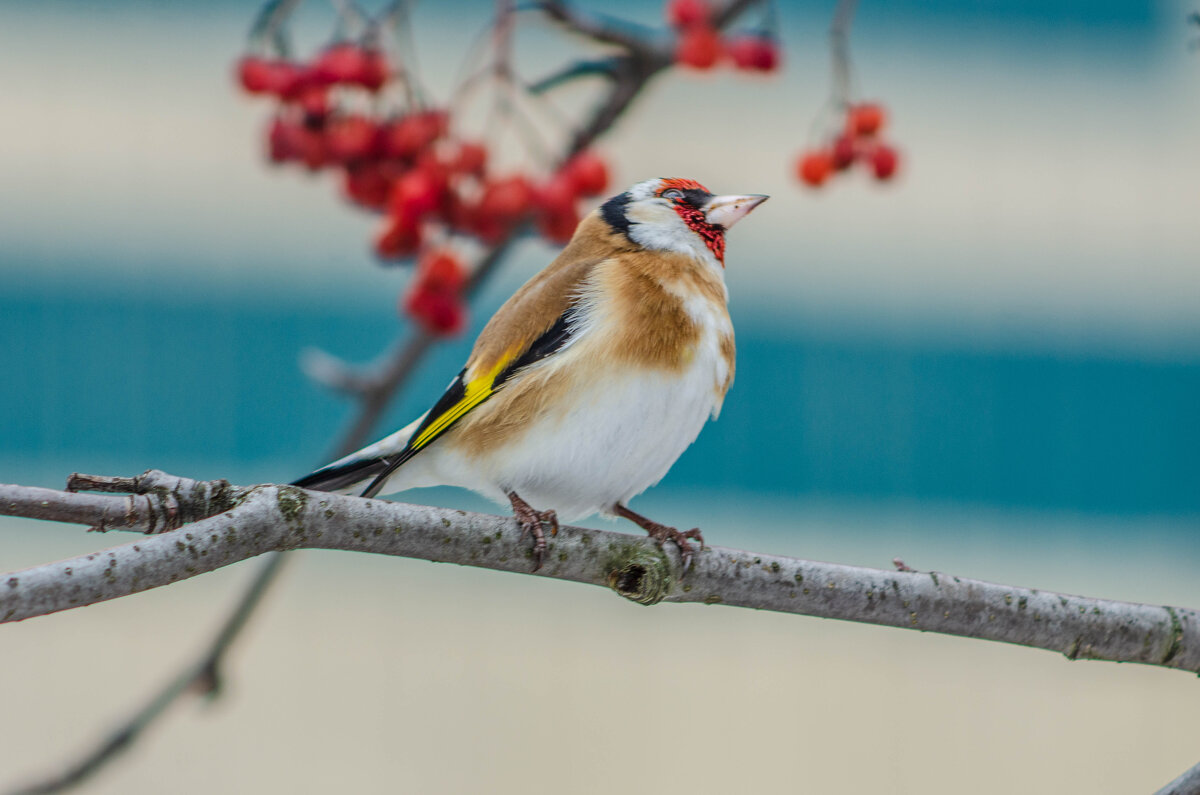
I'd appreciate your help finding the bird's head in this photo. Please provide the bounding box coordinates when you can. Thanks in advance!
[599,177,768,267]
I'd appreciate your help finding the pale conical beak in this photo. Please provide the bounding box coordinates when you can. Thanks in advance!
[704,194,769,229]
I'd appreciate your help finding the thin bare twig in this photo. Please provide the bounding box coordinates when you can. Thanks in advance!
[829,0,858,106]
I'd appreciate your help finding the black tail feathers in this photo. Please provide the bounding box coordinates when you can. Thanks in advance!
[290,456,389,494]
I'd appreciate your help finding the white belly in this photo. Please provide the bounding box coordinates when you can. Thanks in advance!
[395,328,730,520]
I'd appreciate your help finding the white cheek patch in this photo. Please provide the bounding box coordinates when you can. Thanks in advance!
[626,201,717,265]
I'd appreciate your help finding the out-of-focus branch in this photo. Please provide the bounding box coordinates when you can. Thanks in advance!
[536,0,660,51]
[3,474,1200,678]
[829,0,858,105]
[7,550,285,795]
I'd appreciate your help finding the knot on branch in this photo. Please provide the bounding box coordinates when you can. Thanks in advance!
[605,544,672,606]
[66,470,239,534]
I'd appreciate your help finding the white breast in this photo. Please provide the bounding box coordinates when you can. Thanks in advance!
[401,305,731,520]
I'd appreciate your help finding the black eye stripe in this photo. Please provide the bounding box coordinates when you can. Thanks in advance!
[664,188,712,207]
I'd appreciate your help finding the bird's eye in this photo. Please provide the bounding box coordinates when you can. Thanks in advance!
[662,188,684,201]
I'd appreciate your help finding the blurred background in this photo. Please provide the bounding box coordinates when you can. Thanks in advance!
[2,0,1198,792]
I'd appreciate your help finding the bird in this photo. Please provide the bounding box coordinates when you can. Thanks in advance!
[293,177,767,569]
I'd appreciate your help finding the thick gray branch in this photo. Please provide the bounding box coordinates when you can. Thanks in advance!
[2,477,1197,676]
[1156,758,1200,795]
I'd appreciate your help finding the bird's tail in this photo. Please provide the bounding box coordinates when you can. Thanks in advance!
[290,414,425,495]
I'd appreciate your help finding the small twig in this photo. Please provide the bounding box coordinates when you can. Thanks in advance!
[536,0,661,51]
[298,346,374,396]
[247,0,303,57]
[829,0,859,107]
[0,474,237,535]
[528,58,619,93]
[373,0,422,110]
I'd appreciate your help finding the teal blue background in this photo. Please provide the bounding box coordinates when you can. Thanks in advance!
[4,274,1198,516]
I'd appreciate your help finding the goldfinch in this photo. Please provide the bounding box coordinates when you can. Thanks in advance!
[294,178,767,568]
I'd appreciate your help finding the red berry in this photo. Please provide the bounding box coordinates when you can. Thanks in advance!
[797,150,833,187]
[267,116,292,163]
[726,35,780,72]
[389,170,443,221]
[666,0,710,27]
[848,103,886,137]
[562,151,609,197]
[310,44,390,90]
[285,76,330,118]
[467,208,505,244]
[236,56,275,93]
[324,114,380,162]
[342,161,396,210]
[450,141,488,177]
[414,149,452,188]
[538,173,578,213]
[831,135,857,170]
[443,190,477,233]
[478,176,535,226]
[676,24,723,69]
[238,58,305,97]
[536,204,580,244]
[312,44,365,85]
[355,49,389,91]
[535,173,580,243]
[871,144,899,180]
[381,111,449,159]
[267,116,327,170]
[404,287,466,335]
[375,216,422,260]
[417,249,468,293]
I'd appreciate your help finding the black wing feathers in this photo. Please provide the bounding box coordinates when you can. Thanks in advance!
[493,311,575,389]
[292,306,580,499]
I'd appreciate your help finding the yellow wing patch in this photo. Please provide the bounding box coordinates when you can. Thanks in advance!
[407,358,510,453]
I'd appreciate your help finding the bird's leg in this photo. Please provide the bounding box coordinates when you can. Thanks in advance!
[506,490,558,571]
[613,503,704,572]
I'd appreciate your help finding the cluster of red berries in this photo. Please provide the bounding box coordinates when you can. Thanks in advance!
[796,103,899,188]
[236,45,611,335]
[403,248,469,335]
[667,0,780,72]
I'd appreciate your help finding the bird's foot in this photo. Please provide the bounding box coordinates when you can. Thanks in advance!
[507,491,558,571]
[614,503,704,572]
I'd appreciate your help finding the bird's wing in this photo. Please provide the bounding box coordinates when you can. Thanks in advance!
[296,253,605,499]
